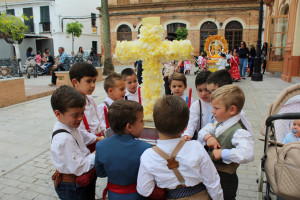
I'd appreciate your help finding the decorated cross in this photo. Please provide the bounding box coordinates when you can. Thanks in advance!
[115,17,194,120]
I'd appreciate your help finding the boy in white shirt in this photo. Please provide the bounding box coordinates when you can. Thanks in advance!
[50,86,96,200]
[199,85,254,200]
[70,63,104,152]
[182,70,212,141]
[137,96,223,200]
[97,73,126,132]
[169,72,193,104]
[121,68,141,104]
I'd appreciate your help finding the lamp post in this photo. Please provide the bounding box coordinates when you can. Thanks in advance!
[251,0,264,81]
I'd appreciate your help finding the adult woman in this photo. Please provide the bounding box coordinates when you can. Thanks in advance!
[238,41,249,79]
[26,47,34,58]
[77,47,84,58]
[261,42,268,74]
[248,44,256,77]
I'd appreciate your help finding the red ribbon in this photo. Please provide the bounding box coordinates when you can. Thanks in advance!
[188,87,192,108]
[138,86,142,104]
[82,114,91,133]
[103,106,109,129]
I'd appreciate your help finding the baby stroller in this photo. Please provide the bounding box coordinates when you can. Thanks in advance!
[24,56,45,78]
[193,56,201,75]
[258,83,300,200]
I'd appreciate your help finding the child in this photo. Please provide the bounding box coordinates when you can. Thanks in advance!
[206,70,254,136]
[97,73,126,131]
[216,53,229,71]
[169,72,193,103]
[95,100,152,200]
[182,70,212,141]
[69,63,105,152]
[199,85,254,200]
[184,60,192,75]
[282,120,300,144]
[36,51,42,65]
[137,96,223,199]
[50,86,96,200]
[229,50,241,81]
[201,52,208,70]
[121,68,141,104]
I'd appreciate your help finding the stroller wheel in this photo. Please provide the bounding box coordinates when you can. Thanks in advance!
[27,74,30,79]
[34,74,37,78]
[264,196,271,200]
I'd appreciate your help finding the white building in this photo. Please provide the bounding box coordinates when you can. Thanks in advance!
[0,0,102,64]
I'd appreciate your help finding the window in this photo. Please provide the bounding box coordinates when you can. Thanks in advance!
[167,23,186,37]
[225,21,243,51]
[117,0,130,5]
[117,25,132,41]
[23,7,34,33]
[40,6,50,32]
[6,9,15,15]
[200,21,218,51]
[91,13,96,26]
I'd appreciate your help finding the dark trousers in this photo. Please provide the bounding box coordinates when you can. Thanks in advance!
[54,178,96,200]
[262,60,267,74]
[51,64,65,84]
[164,77,171,95]
[219,171,238,200]
[137,66,143,85]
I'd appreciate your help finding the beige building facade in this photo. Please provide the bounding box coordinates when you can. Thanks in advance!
[98,0,260,64]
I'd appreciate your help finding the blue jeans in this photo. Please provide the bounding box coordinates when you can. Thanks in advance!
[239,58,248,77]
[44,63,53,75]
[54,179,96,200]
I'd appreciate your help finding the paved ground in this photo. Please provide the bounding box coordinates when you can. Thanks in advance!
[0,65,297,199]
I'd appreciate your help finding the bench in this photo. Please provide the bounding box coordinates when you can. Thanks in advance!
[55,67,103,87]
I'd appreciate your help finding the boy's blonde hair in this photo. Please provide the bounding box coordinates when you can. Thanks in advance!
[211,85,245,113]
[168,72,187,86]
[104,73,123,93]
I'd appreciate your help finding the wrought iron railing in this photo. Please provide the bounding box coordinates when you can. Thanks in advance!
[0,59,22,79]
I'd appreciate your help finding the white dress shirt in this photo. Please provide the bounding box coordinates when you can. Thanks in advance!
[97,97,114,131]
[125,87,140,103]
[198,115,254,164]
[182,99,213,138]
[50,121,95,176]
[216,58,229,70]
[137,138,223,200]
[179,94,194,104]
[78,95,104,145]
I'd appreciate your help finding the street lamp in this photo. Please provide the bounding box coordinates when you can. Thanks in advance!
[251,0,264,81]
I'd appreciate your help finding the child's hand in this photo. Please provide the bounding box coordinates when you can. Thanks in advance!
[205,135,221,149]
[183,135,191,141]
[212,149,222,160]
[96,136,105,141]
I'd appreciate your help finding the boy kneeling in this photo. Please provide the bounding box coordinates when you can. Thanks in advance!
[199,85,254,200]
[137,96,223,200]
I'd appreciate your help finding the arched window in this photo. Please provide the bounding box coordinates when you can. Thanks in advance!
[200,21,218,51]
[225,21,243,51]
[138,25,142,35]
[167,23,186,37]
[117,25,132,41]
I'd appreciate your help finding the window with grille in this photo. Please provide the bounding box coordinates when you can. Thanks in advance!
[167,23,186,37]
[225,21,243,51]
[23,7,34,33]
[117,25,132,41]
[6,9,15,15]
[200,22,218,51]
[40,6,50,32]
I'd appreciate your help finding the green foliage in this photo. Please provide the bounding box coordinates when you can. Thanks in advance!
[175,27,188,40]
[66,21,84,37]
[0,13,28,44]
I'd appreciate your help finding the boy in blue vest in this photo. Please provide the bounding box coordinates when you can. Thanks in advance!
[199,84,254,200]
[95,100,152,200]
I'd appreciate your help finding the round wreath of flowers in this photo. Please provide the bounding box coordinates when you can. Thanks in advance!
[204,35,228,58]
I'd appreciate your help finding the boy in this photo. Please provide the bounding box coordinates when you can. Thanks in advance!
[199,85,254,200]
[95,100,152,200]
[216,53,229,71]
[206,69,254,136]
[169,72,193,103]
[50,86,96,200]
[137,96,223,200]
[97,73,126,130]
[121,68,141,103]
[182,70,212,141]
[69,63,104,152]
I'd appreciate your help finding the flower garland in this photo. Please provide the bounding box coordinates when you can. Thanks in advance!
[204,35,228,58]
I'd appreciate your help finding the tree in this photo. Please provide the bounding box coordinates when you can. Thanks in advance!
[66,21,84,53]
[101,0,114,75]
[175,27,188,40]
[0,13,28,59]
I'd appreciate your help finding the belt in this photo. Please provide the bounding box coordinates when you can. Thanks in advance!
[52,170,77,188]
[166,182,206,199]
[102,182,137,200]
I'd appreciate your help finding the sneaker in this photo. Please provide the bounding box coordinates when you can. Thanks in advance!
[48,83,55,86]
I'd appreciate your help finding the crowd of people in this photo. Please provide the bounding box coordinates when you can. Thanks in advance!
[49,54,257,200]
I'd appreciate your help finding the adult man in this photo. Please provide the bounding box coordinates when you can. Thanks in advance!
[42,48,55,75]
[49,47,69,86]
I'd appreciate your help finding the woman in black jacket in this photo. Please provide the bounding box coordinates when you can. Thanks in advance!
[248,44,256,77]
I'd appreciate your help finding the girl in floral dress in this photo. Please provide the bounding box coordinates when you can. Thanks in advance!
[229,50,241,81]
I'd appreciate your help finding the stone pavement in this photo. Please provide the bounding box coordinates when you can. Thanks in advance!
[0,65,298,199]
